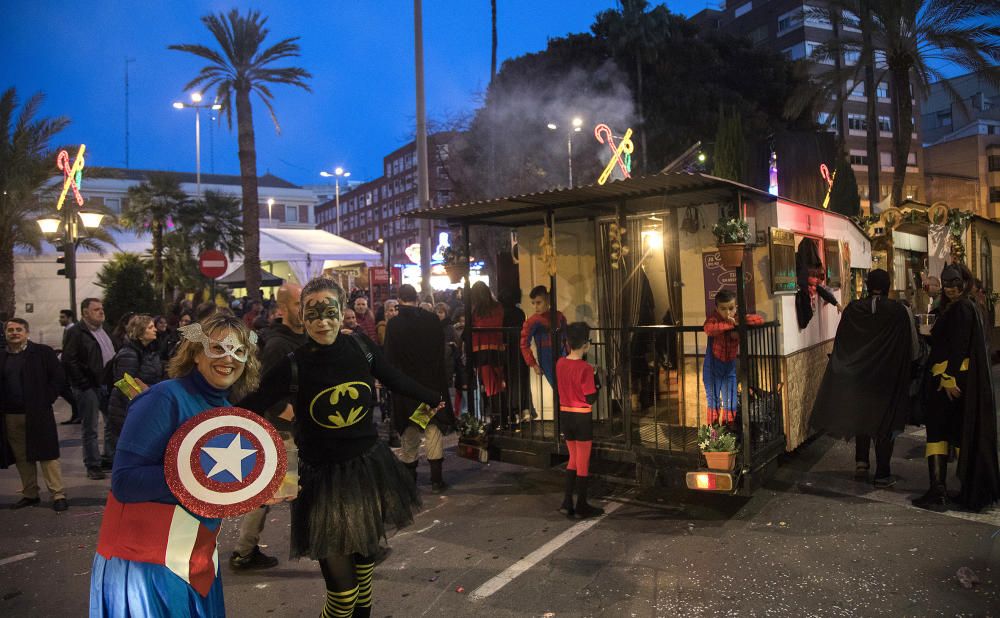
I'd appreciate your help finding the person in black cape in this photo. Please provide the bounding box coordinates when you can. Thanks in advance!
[912,263,999,512]
[810,269,917,487]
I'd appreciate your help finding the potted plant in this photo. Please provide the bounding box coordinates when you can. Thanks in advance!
[697,423,739,471]
[456,413,489,463]
[712,216,751,268]
[441,244,469,283]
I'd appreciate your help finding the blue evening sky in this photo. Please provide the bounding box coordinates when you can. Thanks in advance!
[3,1,711,187]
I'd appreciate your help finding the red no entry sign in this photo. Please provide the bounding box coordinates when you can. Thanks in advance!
[199,250,228,279]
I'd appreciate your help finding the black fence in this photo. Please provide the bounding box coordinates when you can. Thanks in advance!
[464,322,784,468]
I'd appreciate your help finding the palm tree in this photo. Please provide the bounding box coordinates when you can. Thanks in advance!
[121,173,187,305]
[176,190,244,259]
[169,9,311,302]
[790,1,1000,208]
[0,88,69,319]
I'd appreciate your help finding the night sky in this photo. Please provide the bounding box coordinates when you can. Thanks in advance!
[4,1,709,187]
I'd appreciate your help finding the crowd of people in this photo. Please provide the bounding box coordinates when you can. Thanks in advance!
[0,266,996,616]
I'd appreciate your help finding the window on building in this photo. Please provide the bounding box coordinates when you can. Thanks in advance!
[937,111,952,128]
[848,114,867,131]
[905,185,919,200]
[777,7,802,33]
[804,4,833,29]
[817,112,838,132]
[748,24,768,45]
[843,49,860,65]
[847,80,865,99]
[906,152,917,167]
[878,115,892,133]
[990,187,1000,203]
[285,205,298,223]
[806,41,831,64]
[876,82,889,98]
[735,2,752,18]
[879,152,893,170]
[782,43,807,61]
[849,150,868,166]
[988,155,1000,171]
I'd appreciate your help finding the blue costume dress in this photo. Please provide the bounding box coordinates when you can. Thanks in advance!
[90,371,229,617]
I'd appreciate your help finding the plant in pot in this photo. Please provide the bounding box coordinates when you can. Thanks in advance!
[697,423,739,471]
[441,244,469,283]
[712,216,751,269]
[456,413,489,463]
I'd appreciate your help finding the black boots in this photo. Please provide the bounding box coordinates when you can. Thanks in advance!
[573,476,605,519]
[912,455,950,511]
[559,471,576,517]
[428,459,448,493]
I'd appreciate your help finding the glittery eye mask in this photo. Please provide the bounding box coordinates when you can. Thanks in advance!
[178,323,257,363]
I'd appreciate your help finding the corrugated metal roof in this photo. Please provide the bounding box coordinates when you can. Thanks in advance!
[404,172,779,226]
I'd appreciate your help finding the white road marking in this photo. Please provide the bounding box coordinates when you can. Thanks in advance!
[0,551,37,566]
[469,501,623,600]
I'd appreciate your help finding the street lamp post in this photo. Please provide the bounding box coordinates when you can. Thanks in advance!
[267,197,275,227]
[547,116,583,187]
[320,166,350,236]
[173,92,222,199]
[37,209,105,315]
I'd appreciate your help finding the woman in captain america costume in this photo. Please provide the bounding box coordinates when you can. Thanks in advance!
[90,313,262,617]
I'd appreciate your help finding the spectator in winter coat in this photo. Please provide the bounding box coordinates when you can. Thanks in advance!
[353,297,378,341]
[107,315,164,441]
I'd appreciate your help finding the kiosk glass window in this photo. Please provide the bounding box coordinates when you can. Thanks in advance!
[769,228,797,293]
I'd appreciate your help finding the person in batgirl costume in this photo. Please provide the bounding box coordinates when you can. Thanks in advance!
[912,263,999,512]
[90,313,262,617]
[239,277,445,618]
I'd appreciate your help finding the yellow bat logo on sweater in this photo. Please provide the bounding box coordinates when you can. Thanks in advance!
[308,381,372,429]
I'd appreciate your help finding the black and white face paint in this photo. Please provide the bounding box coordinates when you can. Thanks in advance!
[302,293,342,345]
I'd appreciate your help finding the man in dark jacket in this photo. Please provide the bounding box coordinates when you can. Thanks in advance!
[1,318,68,511]
[57,310,80,425]
[810,269,918,487]
[61,298,118,480]
[231,283,306,571]
[384,284,453,492]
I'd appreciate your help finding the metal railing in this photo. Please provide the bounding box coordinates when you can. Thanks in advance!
[465,322,784,466]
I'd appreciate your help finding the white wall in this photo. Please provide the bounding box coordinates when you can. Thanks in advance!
[516,220,598,324]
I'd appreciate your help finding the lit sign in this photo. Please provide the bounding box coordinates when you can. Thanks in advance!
[56,144,86,210]
[594,124,633,185]
[819,163,835,209]
[404,243,421,265]
[768,151,778,196]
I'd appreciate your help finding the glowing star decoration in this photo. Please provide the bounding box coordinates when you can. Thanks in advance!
[56,144,86,210]
[594,124,634,185]
[819,163,836,209]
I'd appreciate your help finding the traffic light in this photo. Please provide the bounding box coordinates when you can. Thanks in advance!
[56,243,75,279]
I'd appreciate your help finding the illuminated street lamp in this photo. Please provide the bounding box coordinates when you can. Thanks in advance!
[547,116,584,186]
[36,208,106,313]
[267,197,275,226]
[172,92,222,199]
[320,166,351,235]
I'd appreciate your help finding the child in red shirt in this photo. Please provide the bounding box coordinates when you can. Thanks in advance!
[702,289,764,425]
[556,322,604,519]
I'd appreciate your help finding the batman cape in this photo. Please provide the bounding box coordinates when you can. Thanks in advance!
[810,295,913,439]
[940,298,999,511]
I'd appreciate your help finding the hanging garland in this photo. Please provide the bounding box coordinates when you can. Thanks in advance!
[607,221,629,270]
[538,225,558,276]
[946,209,974,264]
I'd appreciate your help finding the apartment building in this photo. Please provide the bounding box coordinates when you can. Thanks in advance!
[921,71,1000,220]
[76,169,318,228]
[708,1,923,210]
[316,132,458,261]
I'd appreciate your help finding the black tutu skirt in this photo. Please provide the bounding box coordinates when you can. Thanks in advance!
[291,441,420,559]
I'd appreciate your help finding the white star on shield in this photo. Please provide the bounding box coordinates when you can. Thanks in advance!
[201,433,257,481]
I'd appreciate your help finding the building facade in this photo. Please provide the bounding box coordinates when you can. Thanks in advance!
[921,71,1000,220]
[315,132,458,263]
[76,169,318,228]
[710,1,924,210]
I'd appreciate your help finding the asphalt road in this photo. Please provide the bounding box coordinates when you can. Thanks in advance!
[1,399,999,617]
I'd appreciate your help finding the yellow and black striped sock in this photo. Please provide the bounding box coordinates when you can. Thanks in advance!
[321,585,358,618]
[354,561,375,609]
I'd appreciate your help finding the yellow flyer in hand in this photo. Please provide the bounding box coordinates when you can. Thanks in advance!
[409,403,435,429]
[114,372,147,400]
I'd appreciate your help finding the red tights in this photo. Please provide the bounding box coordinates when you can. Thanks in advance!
[565,440,592,477]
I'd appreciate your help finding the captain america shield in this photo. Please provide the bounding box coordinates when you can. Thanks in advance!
[165,407,287,518]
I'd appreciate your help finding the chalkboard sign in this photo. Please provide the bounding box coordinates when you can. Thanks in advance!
[770,228,796,293]
[703,250,755,317]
